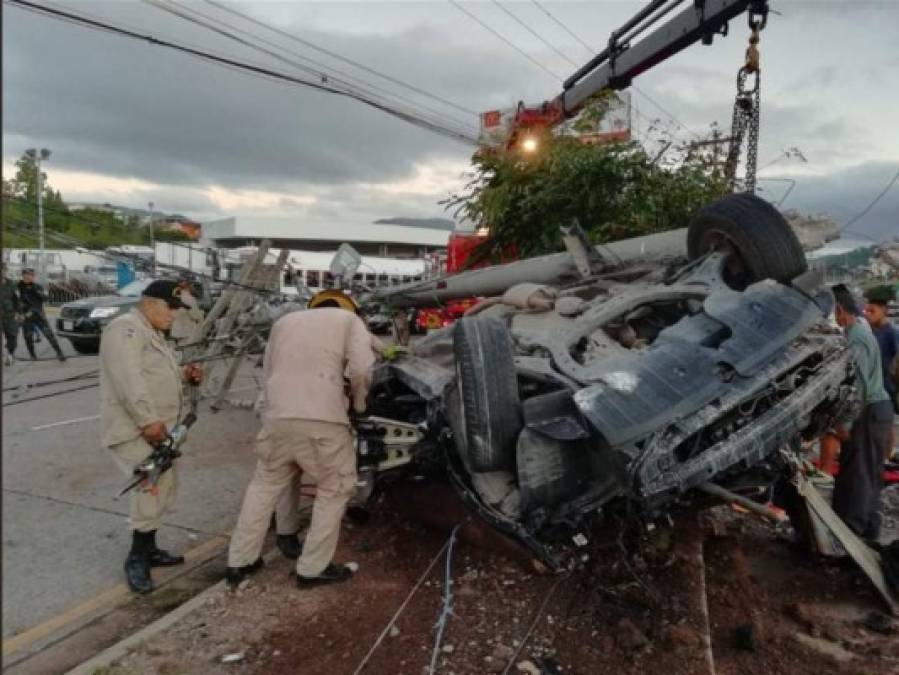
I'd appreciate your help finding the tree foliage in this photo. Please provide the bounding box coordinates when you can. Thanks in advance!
[2,151,194,250]
[444,115,731,261]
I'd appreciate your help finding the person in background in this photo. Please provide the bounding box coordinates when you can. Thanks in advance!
[863,284,898,461]
[831,283,893,540]
[17,268,66,362]
[1,263,22,365]
[170,274,204,345]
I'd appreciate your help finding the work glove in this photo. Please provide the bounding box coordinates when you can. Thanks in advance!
[381,345,409,362]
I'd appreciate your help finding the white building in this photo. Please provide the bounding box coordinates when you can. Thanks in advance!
[200,217,451,259]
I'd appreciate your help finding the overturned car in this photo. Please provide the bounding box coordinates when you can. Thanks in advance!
[352,194,859,568]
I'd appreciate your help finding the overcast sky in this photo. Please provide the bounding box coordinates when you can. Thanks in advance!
[3,1,898,241]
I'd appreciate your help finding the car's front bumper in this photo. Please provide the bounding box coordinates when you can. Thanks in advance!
[55,317,104,341]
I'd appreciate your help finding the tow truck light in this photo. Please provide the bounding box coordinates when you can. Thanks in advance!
[520,137,539,153]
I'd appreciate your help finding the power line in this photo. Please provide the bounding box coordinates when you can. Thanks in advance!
[840,168,899,232]
[5,0,479,145]
[491,0,579,68]
[530,0,594,56]
[147,0,478,136]
[448,0,562,81]
[203,0,478,118]
[631,85,699,140]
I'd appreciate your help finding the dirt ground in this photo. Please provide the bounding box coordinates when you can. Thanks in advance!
[103,481,899,675]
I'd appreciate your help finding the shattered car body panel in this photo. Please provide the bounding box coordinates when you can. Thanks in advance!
[356,216,858,569]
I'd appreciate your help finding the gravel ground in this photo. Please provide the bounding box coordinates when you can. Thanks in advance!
[102,481,899,675]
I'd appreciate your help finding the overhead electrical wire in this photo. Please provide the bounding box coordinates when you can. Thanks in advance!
[202,0,478,118]
[4,0,479,145]
[839,167,899,233]
[530,0,594,54]
[448,0,563,81]
[144,0,478,138]
[491,0,579,68]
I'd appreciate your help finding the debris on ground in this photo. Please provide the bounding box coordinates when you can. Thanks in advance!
[99,482,899,675]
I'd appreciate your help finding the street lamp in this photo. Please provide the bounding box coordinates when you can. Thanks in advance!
[25,147,51,283]
[148,201,156,275]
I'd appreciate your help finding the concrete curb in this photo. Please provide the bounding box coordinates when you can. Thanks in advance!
[65,546,282,675]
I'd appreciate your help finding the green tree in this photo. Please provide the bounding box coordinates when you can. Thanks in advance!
[444,112,730,261]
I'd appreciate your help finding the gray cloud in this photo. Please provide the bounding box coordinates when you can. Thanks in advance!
[3,1,897,241]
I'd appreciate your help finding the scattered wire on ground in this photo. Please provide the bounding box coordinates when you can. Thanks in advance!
[352,526,462,675]
[2,369,98,393]
[2,382,100,407]
[428,522,463,675]
[500,573,569,675]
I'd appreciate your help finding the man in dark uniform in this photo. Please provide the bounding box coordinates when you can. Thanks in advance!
[831,284,893,540]
[17,267,66,362]
[1,263,22,365]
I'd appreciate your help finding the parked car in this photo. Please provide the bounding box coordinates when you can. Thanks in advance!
[82,265,119,288]
[55,277,213,354]
[349,194,859,569]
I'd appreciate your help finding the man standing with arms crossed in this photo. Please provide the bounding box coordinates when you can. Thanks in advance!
[226,299,375,588]
[101,280,203,593]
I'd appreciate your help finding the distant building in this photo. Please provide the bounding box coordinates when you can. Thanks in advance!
[200,217,452,258]
[155,215,202,240]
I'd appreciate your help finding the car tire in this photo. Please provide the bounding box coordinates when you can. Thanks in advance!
[453,316,522,472]
[687,192,807,284]
[70,339,100,355]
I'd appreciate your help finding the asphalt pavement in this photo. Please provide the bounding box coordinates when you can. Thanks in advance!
[2,330,263,640]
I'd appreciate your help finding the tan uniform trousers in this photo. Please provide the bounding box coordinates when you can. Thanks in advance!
[274,471,303,535]
[108,437,178,533]
[228,418,357,577]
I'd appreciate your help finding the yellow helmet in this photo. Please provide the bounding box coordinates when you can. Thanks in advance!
[307,289,360,313]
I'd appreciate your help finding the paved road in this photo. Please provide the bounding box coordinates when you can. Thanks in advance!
[2,333,262,639]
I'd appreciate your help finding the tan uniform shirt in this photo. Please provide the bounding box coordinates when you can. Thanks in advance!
[100,308,184,447]
[258,308,375,425]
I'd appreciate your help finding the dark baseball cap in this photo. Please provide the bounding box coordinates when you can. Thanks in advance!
[141,280,188,309]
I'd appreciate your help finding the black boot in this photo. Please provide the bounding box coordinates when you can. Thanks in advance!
[276,533,303,560]
[296,563,353,588]
[225,557,264,587]
[24,336,36,360]
[125,530,154,594]
[147,530,184,567]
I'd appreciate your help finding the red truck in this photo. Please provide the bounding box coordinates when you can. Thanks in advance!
[415,231,514,331]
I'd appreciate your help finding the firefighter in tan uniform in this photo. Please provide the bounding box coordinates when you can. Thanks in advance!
[100,280,203,593]
[226,293,375,588]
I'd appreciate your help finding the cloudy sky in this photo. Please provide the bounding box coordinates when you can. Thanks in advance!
[3,1,898,241]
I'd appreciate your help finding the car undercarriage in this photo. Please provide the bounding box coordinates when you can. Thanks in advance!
[350,194,860,569]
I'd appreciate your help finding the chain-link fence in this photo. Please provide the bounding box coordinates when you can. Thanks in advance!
[47,279,117,306]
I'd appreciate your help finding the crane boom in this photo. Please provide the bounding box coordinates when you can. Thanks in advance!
[505,0,768,148]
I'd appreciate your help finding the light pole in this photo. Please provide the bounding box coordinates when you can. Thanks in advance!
[148,201,156,275]
[25,147,51,283]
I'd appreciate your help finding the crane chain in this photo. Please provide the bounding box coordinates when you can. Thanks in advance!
[725,25,762,193]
